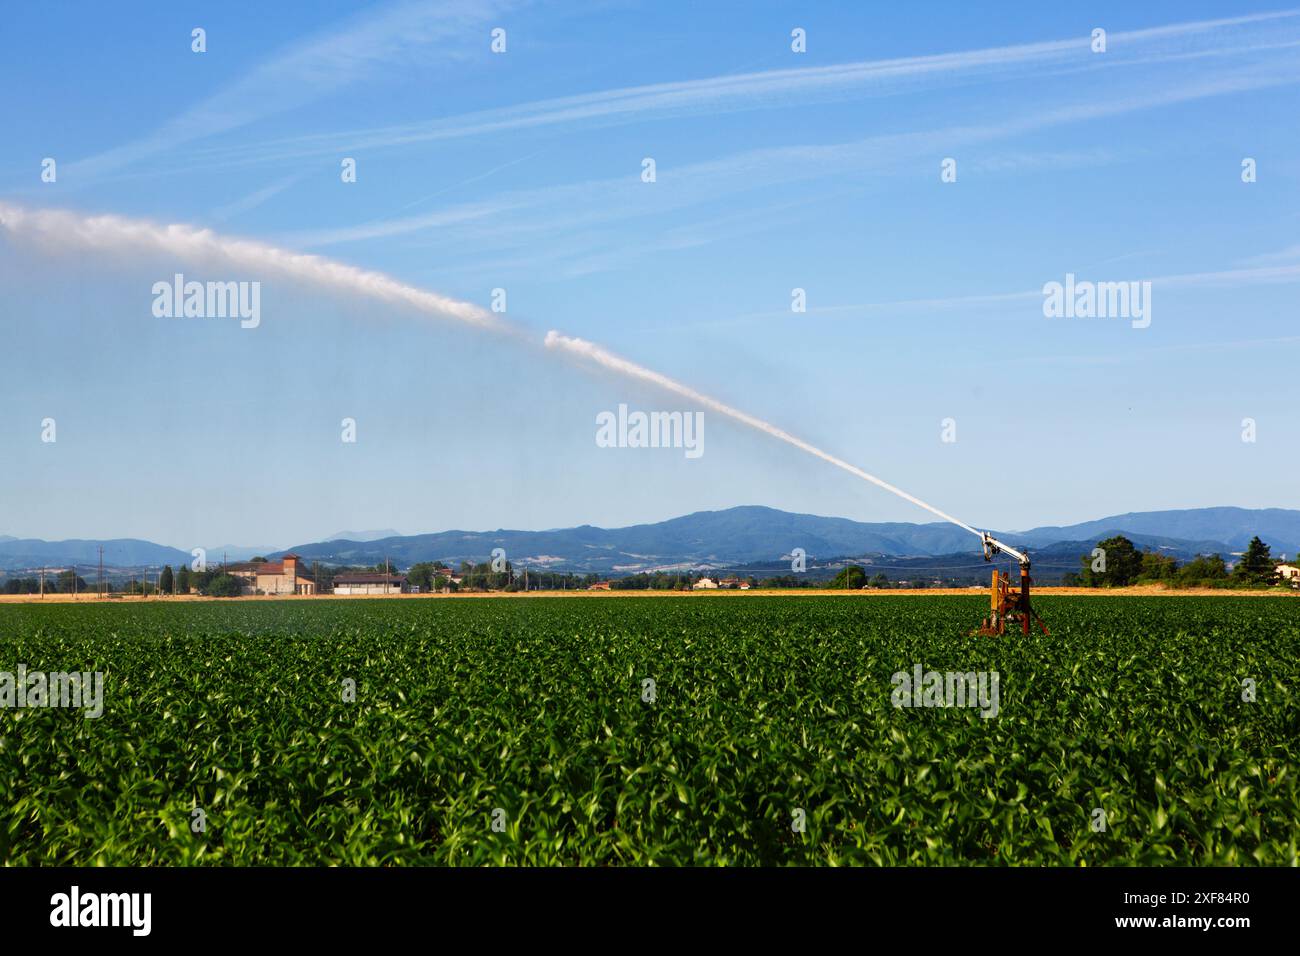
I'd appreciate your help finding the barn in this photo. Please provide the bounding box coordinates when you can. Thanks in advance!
[332,572,406,595]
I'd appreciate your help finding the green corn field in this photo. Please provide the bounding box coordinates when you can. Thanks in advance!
[1,596,1296,865]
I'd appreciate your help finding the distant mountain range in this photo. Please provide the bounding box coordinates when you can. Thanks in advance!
[203,544,283,563]
[272,506,1300,574]
[2,506,1297,575]
[325,529,403,543]
[0,538,192,570]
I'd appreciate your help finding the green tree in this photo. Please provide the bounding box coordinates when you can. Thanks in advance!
[1080,536,1142,587]
[757,574,815,588]
[176,565,192,593]
[869,572,891,589]
[406,563,434,591]
[828,566,867,589]
[1138,551,1178,583]
[202,573,242,597]
[55,569,88,592]
[1175,554,1229,587]
[1233,536,1276,586]
[159,566,174,594]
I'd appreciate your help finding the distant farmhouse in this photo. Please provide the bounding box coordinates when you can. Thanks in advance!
[333,572,406,595]
[693,576,749,590]
[226,554,316,595]
[1278,564,1299,587]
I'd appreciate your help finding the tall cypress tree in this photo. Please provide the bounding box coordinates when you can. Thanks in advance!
[1233,536,1275,586]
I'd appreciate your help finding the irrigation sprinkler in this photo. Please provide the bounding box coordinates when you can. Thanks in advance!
[973,532,1049,637]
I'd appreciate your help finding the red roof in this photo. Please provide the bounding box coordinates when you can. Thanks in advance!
[226,559,312,580]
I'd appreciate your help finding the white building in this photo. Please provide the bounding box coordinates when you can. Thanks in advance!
[1277,564,1299,586]
[332,572,406,595]
[692,577,718,590]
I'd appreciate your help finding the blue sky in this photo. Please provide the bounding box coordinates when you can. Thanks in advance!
[1,1,1297,550]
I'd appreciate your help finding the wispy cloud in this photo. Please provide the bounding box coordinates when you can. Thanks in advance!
[1240,243,1300,265]
[181,9,1300,172]
[726,262,1300,327]
[964,146,1143,176]
[282,55,1300,259]
[1016,332,1300,368]
[211,173,303,222]
[66,0,525,182]
[393,150,548,214]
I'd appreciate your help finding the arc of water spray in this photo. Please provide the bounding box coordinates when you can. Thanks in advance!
[0,202,985,542]
[543,331,984,539]
[0,202,512,335]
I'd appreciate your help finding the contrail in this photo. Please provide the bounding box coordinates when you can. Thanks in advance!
[177,9,1300,173]
[544,331,983,538]
[0,202,509,335]
[0,201,984,538]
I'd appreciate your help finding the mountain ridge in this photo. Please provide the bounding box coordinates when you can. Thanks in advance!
[270,505,1300,574]
[3,506,1296,573]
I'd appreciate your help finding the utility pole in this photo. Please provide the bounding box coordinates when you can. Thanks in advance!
[98,546,104,600]
[40,566,45,599]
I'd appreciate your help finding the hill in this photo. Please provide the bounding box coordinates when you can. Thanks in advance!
[5,506,1296,575]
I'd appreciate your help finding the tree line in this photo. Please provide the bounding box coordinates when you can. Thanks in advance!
[20,540,1285,596]
[1062,535,1288,588]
